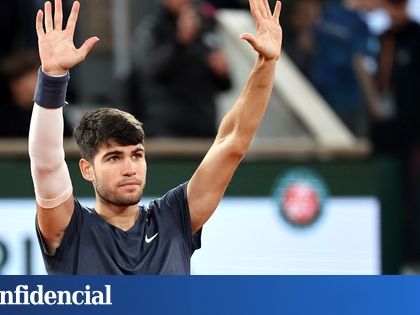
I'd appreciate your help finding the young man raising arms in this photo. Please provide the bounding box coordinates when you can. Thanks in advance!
[29,0,282,274]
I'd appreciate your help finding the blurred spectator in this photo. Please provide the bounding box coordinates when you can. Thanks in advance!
[371,0,420,266]
[0,0,76,106]
[0,0,38,59]
[0,0,39,106]
[283,0,321,78]
[132,0,232,138]
[310,0,382,137]
[0,51,72,137]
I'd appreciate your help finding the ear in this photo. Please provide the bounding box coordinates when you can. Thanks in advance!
[79,159,94,182]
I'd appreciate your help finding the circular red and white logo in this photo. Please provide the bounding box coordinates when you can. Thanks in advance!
[273,168,328,228]
[282,182,320,225]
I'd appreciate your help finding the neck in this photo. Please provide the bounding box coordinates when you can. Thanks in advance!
[95,201,140,231]
[391,19,411,32]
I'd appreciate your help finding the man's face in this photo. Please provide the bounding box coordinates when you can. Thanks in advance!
[351,0,382,12]
[385,2,408,26]
[10,68,38,108]
[163,0,190,14]
[90,142,147,207]
[291,0,321,30]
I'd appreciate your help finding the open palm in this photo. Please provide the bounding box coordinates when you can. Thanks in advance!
[240,0,282,61]
[36,0,99,76]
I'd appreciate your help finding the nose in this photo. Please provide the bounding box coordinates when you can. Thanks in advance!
[122,158,137,176]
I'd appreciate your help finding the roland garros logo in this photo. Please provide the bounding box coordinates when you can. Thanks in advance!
[273,168,328,228]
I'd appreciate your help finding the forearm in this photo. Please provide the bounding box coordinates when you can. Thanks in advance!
[353,55,383,119]
[28,71,73,208]
[216,56,277,147]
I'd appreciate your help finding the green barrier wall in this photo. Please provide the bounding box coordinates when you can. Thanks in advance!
[0,156,402,274]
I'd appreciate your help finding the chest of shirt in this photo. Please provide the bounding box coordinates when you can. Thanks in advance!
[74,209,190,274]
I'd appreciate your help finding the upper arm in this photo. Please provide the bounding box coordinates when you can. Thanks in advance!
[36,195,74,255]
[187,136,244,234]
[31,154,74,254]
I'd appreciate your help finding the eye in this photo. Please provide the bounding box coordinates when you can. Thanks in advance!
[133,153,144,160]
[108,155,119,162]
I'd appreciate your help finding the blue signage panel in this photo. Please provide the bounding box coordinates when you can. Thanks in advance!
[0,276,419,315]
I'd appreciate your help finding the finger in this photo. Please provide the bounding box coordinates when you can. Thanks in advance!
[78,37,100,59]
[273,1,282,19]
[249,0,263,20]
[263,0,271,16]
[44,1,53,32]
[257,0,269,18]
[66,1,80,37]
[36,10,45,38]
[54,0,63,30]
[240,33,260,52]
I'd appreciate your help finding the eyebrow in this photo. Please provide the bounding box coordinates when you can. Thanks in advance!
[101,147,145,161]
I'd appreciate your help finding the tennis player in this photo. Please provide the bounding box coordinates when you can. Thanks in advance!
[29,0,282,274]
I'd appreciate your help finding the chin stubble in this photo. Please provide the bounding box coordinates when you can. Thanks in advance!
[95,184,143,207]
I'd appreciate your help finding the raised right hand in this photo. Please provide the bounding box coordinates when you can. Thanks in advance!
[240,0,282,61]
[36,0,99,76]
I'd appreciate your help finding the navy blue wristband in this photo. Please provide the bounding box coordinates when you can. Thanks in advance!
[33,68,70,108]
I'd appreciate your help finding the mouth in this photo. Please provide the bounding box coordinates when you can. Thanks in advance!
[118,180,142,188]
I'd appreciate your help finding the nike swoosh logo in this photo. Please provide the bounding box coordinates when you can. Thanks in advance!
[145,233,158,244]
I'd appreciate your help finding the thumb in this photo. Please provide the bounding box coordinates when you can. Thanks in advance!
[79,36,100,59]
[240,33,259,51]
